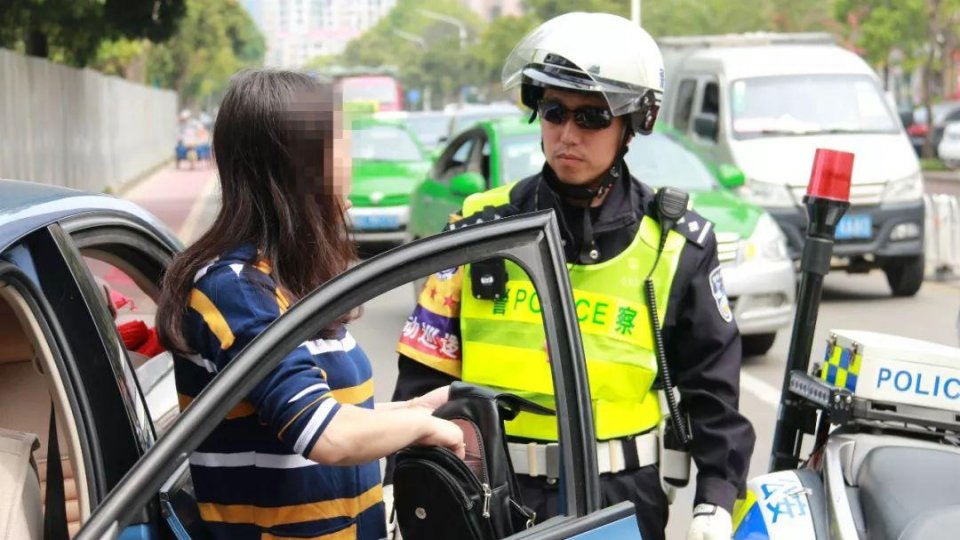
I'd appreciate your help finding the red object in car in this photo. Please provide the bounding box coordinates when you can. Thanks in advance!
[807,148,854,203]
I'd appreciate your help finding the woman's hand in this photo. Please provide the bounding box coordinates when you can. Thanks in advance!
[409,385,451,411]
[415,415,466,459]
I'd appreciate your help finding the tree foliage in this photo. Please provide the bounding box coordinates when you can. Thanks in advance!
[0,0,185,66]
[835,0,960,156]
[337,0,485,107]
[146,0,265,109]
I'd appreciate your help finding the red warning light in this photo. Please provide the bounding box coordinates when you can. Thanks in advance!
[806,149,854,203]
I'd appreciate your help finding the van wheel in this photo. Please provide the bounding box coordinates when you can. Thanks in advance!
[883,255,924,297]
[742,333,776,357]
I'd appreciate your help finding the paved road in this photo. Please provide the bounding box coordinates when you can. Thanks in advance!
[127,164,960,538]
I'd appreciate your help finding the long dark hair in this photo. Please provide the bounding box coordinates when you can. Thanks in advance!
[157,69,356,354]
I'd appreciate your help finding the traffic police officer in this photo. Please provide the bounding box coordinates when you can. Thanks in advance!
[392,12,755,540]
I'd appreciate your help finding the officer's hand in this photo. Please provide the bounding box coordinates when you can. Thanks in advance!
[686,504,732,540]
[409,385,451,411]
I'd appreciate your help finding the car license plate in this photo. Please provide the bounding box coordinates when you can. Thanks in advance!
[352,214,400,231]
[835,214,872,240]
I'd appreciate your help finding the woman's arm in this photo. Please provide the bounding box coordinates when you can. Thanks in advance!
[308,404,464,466]
[376,385,451,411]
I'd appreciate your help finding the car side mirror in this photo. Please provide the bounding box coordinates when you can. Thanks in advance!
[693,113,719,141]
[450,172,486,197]
[716,163,745,189]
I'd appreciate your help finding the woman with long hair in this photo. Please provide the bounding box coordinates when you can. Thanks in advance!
[156,69,462,540]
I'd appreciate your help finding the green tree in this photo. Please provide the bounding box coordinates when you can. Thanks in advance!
[0,0,185,66]
[521,0,628,20]
[147,0,265,109]
[338,0,485,107]
[835,0,960,157]
[469,14,538,98]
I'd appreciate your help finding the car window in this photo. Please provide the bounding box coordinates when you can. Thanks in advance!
[501,133,545,183]
[702,80,719,116]
[69,227,178,436]
[438,134,479,181]
[730,74,900,138]
[626,132,717,191]
[352,125,423,162]
[673,79,697,132]
[406,114,450,149]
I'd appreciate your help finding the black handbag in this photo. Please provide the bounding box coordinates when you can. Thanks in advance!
[393,382,554,540]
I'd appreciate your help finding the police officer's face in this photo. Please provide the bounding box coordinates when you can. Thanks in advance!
[541,88,625,187]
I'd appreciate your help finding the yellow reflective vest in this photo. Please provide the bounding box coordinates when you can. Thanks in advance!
[460,183,688,441]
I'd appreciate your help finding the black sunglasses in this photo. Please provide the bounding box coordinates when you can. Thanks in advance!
[538,99,614,130]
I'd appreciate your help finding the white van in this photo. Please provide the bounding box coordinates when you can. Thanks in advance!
[659,33,925,296]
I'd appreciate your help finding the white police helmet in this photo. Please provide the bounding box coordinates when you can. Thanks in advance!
[502,12,665,135]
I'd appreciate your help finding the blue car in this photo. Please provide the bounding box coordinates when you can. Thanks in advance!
[1,178,644,540]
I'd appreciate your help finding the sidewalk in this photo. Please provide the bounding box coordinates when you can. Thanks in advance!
[123,164,219,245]
[924,170,960,183]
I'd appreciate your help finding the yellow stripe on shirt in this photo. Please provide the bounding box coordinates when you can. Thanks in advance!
[330,379,374,405]
[262,523,356,540]
[178,393,255,419]
[276,288,290,313]
[189,288,235,349]
[198,484,382,527]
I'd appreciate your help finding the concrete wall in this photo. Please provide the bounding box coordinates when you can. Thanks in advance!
[0,48,178,192]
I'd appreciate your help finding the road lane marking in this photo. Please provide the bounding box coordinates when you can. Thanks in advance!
[179,173,218,244]
[741,370,782,407]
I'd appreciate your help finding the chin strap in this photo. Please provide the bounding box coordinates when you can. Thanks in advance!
[542,126,632,263]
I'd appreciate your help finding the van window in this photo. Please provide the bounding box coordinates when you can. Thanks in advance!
[730,74,900,139]
[702,82,719,116]
[674,79,697,132]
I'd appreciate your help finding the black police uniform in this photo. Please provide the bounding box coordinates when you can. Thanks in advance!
[392,163,756,540]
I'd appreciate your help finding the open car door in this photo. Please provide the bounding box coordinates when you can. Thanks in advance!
[73,211,642,540]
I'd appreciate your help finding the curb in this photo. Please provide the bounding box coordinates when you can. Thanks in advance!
[109,159,176,197]
[923,170,960,183]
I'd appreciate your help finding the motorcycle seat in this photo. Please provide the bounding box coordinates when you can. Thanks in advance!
[857,446,960,540]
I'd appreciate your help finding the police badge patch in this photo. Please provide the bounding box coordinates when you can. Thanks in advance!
[709,267,733,323]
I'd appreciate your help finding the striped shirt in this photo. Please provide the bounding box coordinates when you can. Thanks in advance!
[175,244,385,540]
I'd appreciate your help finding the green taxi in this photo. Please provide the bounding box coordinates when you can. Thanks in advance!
[408,117,796,355]
[347,117,431,247]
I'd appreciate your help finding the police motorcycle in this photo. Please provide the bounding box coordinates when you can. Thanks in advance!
[733,150,960,540]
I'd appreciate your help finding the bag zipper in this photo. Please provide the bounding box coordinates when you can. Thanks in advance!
[481,483,492,518]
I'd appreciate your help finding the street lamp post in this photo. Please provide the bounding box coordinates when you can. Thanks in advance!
[416,8,469,105]
[632,0,642,25]
[392,28,426,50]
[391,28,431,111]
[416,8,467,50]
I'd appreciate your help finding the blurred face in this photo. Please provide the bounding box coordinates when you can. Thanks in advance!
[286,89,353,211]
[332,113,352,209]
[541,88,625,187]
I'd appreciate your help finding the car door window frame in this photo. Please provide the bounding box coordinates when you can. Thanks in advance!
[75,211,617,539]
[62,215,179,445]
[0,242,103,521]
[435,129,485,183]
[673,78,698,133]
[692,76,721,144]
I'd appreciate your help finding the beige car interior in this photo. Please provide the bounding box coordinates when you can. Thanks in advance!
[0,284,91,539]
